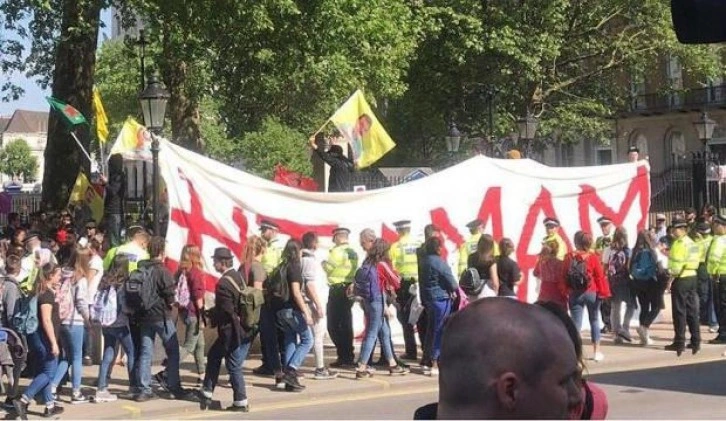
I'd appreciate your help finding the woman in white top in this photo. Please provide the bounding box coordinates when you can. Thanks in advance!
[50,246,91,404]
[84,240,104,365]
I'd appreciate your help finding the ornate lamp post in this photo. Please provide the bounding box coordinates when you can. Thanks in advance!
[516,112,539,158]
[138,75,170,234]
[693,111,716,151]
[445,122,462,153]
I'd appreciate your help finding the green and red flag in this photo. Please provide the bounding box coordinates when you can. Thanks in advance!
[46,97,88,126]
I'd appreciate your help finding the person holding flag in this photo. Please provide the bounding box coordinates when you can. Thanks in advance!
[308,132,354,193]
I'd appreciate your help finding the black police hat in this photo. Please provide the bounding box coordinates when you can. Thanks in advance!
[332,227,351,236]
[543,217,560,227]
[466,219,483,230]
[259,220,280,231]
[393,220,411,230]
[672,218,689,229]
[597,216,613,225]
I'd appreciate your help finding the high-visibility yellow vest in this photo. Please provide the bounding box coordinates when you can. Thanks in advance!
[323,243,358,285]
[706,234,726,276]
[696,234,713,263]
[543,233,567,261]
[261,238,283,275]
[594,234,613,253]
[669,235,700,278]
[390,234,421,280]
[458,233,500,275]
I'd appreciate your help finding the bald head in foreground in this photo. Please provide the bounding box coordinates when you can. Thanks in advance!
[415,298,583,419]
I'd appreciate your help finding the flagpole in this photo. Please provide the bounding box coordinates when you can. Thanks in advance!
[69,130,94,165]
[310,119,330,139]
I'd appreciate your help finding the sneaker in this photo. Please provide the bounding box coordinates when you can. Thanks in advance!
[43,404,64,418]
[83,356,93,366]
[252,365,275,376]
[94,389,118,403]
[117,391,137,401]
[12,399,28,421]
[388,365,407,376]
[284,383,305,393]
[593,352,605,362]
[274,374,286,390]
[135,392,158,403]
[154,371,169,392]
[313,367,338,380]
[617,331,632,342]
[636,326,647,344]
[426,367,439,377]
[226,404,250,412]
[170,388,200,402]
[421,365,432,376]
[71,392,89,404]
[282,370,304,389]
[329,359,355,368]
[709,326,719,333]
[355,370,372,379]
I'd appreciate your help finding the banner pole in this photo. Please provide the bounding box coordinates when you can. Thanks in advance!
[70,130,94,165]
[310,120,330,139]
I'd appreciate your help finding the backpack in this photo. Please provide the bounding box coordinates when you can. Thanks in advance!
[631,249,657,281]
[124,266,159,313]
[222,276,264,330]
[90,286,118,327]
[12,293,38,335]
[175,273,191,308]
[566,254,592,291]
[56,273,75,321]
[459,268,485,297]
[354,263,379,300]
[263,264,289,306]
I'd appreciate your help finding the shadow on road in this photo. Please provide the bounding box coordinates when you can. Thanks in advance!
[590,360,726,396]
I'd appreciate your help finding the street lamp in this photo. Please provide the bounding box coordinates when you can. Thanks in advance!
[516,112,539,157]
[138,75,170,235]
[445,122,462,153]
[693,112,717,151]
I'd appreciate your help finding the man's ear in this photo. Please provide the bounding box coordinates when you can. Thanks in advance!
[495,372,519,412]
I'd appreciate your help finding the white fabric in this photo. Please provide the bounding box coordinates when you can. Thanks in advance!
[156,139,650,302]
[88,254,104,303]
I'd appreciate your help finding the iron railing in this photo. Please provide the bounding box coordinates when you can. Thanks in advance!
[628,85,726,114]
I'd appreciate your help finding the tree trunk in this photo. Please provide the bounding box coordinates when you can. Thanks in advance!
[41,0,102,210]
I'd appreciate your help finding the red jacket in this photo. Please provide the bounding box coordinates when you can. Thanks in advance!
[562,251,611,299]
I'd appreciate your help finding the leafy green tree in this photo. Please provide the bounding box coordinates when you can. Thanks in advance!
[237,117,311,179]
[0,139,39,182]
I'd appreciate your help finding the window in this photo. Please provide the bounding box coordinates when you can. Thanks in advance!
[666,55,683,107]
[630,73,646,110]
[629,132,648,159]
[708,77,724,103]
[665,131,685,167]
[596,149,613,165]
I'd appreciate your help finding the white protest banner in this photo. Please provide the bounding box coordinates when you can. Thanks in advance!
[157,139,650,303]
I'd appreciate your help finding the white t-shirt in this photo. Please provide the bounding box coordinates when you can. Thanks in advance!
[88,254,104,302]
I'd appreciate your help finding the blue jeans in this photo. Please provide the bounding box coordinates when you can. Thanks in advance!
[259,304,282,372]
[138,319,180,394]
[569,291,602,343]
[203,335,252,402]
[281,309,313,370]
[358,298,394,366]
[53,324,84,392]
[98,326,136,390]
[425,298,453,362]
[24,332,58,404]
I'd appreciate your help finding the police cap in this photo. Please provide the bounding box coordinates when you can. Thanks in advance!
[393,220,411,230]
[597,216,613,225]
[543,217,560,228]
[259,220,280,231]
[671,218,688,229]
[332,227,350,236]
[466,219,483,230]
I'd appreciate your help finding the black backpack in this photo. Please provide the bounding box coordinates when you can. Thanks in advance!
[123,266,159,313]
[263,263,289,306]
[459,268,485,296]
[566,254,591,291]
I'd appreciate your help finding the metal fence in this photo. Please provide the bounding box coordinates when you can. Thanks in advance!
[0,193,43,226]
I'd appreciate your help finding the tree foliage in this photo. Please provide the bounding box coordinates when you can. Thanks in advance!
[0,139,39,182]
[237,117,311,179]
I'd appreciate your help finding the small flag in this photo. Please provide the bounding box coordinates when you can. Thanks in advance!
[46,97,88,127]
[92,87,109,144]
[273,165,319,191]
[328,90,396,169]
[109,117,152,161]
[68,171,104,223]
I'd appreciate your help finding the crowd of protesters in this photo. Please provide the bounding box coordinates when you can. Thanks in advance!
[0,198,724,419]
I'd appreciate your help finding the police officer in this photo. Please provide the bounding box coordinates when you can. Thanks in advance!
[543,218,567,261]
[323,227,358,367]
[595,216,614,334]
[693,221,717,330]
[260,220,283,275]
[102,225,150,271]
[458,219,500,277]
[707,215,726,344]
[666,218,701,356]
[389,220,423,361]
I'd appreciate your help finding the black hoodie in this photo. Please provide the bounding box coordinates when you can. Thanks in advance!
[134,259,176,324]
[315,149,354,192]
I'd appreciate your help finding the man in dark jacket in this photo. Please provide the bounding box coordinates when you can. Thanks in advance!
[200,247,252,412]
[101,154,126,247]
[134,236,196,402]
[309,134,354,192]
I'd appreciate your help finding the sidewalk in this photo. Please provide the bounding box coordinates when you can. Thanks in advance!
[19,322,725,420]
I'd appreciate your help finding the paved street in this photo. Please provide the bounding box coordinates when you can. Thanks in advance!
[12,323,726,420]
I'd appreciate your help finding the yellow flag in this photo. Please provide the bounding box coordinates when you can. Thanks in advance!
[92,87,109,144]
[109,117,152,161]
[329,90,396,169]
[68,172,104,224]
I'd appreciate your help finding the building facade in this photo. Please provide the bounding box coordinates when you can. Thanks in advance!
[0,110,49,183]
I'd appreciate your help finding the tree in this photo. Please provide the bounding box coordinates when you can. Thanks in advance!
[237,117,311,179]
[0,139,39,182]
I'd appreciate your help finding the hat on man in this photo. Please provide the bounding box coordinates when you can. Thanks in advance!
[212,247,234,260]
[466,219,483,230]
[696,221,712,234]
[543,217,560,228]
[597,216,613,225]
[23,231,40,244]
[393,220,411,230]
[714,214,726,226]
[259,220,280,231]
[628,145,639,154]
[656,213,667,221]
[332,227,351,236]
[671,218,689,229]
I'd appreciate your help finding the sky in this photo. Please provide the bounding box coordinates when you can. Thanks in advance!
[0,8,113,116]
